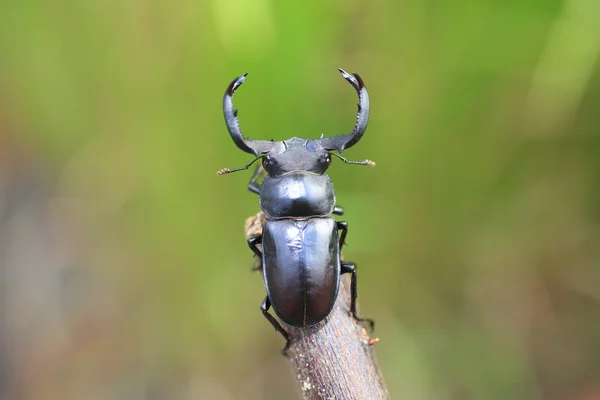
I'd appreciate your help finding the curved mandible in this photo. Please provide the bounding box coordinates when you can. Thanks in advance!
[223,73,278,156]
[316,69,370,153]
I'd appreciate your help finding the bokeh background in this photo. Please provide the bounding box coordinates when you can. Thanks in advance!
[1,0,600,399]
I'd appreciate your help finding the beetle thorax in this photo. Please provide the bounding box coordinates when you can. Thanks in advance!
[260,172,336,219]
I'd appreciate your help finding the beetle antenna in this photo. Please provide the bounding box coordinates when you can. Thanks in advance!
[217,155,263,176]
[330,152,375,167]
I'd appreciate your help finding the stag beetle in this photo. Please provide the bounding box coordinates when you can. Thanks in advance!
[218,69,375,352]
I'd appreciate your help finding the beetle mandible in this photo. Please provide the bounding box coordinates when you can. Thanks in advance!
[218,69,375,352]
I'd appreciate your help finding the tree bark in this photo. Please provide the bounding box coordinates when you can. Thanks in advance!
[245,212,389,400]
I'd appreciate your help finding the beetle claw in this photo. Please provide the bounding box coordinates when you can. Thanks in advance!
[251,262,263,273]
[363,318,375,332]
[353,314,375,333]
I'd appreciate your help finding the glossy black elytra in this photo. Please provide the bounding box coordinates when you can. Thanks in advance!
[218,69,375,353]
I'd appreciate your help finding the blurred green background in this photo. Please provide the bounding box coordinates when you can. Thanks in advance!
[1,0,600,399]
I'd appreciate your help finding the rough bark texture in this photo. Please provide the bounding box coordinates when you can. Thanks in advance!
[245,212,389,400]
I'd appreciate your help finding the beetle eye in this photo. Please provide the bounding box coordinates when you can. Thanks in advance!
[262,155,276,170]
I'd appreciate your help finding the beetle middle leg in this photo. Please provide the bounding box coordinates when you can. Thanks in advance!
[336,221,349,248]
[248,235,263,272]
[261,296,291,355]
[341,262,375,332]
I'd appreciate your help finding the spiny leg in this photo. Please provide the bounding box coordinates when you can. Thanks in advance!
[247,164,265,195]
[261,296,291,355]
[336,221,348,249]
[336,221,374,330]
[341,262,375,332]
[247,235,263,272]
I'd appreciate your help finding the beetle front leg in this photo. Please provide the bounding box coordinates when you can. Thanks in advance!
[247,235,263,272]
[247,164,264,195]
[333,205,344,215]
[336,221,348,249]
[341,262,375,332]
[261,296,291,355]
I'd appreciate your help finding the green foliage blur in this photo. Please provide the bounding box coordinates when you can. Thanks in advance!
[1,0,599,399]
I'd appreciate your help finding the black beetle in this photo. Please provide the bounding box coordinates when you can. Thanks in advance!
[219,69,375,352]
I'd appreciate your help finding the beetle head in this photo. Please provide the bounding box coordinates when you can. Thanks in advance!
[218,69,373,176]
[260,137,331,177]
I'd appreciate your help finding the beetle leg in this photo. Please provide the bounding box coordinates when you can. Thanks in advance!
[247,164,265,195]
[336,221,348,249]
[333,205,344,216]
[341,262,375,332]
[261,296,291,355]
[247,235,263,272]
